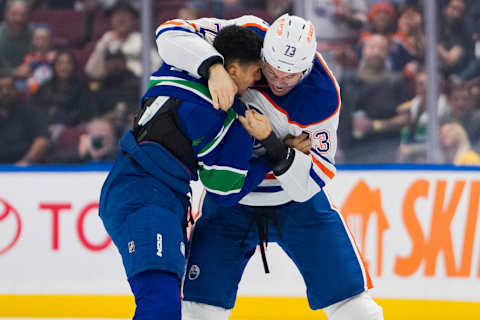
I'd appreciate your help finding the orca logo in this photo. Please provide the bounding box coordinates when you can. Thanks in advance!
[0,198,22,255]
[341,180,390,276]
[188,265,200,280]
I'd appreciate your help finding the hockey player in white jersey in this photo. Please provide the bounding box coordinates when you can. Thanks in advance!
[156,14,383,320]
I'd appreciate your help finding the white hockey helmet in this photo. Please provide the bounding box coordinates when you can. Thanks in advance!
[262,14,317,73]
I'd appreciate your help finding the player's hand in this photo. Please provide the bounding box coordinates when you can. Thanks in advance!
[238,109,272,140]
[284,133,311,155]
[208,63,238,111]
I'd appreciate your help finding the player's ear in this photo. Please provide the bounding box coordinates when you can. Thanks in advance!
[225,61,240,77]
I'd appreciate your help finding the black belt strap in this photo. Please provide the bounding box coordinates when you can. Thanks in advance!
[240,207,283,274]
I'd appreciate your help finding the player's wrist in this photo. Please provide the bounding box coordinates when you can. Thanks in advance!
[260,131,295,175]
[198,56,224,79]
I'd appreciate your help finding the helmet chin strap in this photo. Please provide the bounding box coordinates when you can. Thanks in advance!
[299,64,313,81]
[261,55,313,89]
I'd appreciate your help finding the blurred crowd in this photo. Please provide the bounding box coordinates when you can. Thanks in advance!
[0,0,478,165]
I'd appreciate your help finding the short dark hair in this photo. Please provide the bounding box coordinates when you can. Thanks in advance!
[213,26,262,67]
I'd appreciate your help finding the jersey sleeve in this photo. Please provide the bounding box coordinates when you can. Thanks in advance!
[179,99,270,206]
[155,16,269,78]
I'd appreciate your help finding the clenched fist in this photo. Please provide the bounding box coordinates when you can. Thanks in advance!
[238,109,272,140]
[208,63,238,111]
[284,133,311,155]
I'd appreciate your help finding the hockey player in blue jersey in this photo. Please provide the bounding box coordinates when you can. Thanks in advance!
[156,14,384,320]
[98,26,286,320]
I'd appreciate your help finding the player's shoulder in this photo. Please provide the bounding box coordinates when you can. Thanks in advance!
[307,53,340,91]
[231,15,269,37]
[233,15,269,29]
[289,54,340,123]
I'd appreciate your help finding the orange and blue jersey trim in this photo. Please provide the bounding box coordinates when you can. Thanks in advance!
[241,22,268,38]
[241,22,268,31]
[156,20,197,39]
[258,54,340,129]
[315,52,341,124]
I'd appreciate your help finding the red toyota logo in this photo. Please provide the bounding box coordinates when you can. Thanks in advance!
[0,198,22,254]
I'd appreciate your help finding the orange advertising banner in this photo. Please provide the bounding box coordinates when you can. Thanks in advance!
[1,164,480,318]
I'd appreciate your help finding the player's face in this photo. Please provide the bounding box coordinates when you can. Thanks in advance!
[262,60,303,96]
[231,61,262,95]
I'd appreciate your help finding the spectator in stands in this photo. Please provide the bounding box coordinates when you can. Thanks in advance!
[397,71,450,162]
[357,1,397,72]
[444,76,480,150]
[47,117,117,163]
[70,0,108,49]
[265,0,293,20]
[85,0,160,79]
[461,18,480,81]
[32,50,95,142]
[1,0,38,19]
[361,1,397,39]
[0,73,49,164]
[15,24,56,94]
[40,0,134,10]
[390,5,425,74]
[94,48,139,136]
[177,6,198,20]
[339,34,408,163]
[439,122,480,165]
[438,0,473,75]
[304,0,368,76]
[187,0,243,18]
[77,118,117,162]
[0,0,33,77]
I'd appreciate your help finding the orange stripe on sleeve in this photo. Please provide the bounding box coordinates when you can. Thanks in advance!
[241,23,268,31]
[311,155,335,180]
[161,21,187,27]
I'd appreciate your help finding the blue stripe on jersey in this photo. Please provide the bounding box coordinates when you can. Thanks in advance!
[244,26,266,39]
[309,166,326,188]
[253,185,284,193]
[312,149,333,165]
[156,26,195,39]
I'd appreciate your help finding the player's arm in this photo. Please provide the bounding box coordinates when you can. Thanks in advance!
[155,16,269,110]
[180,100,271,206]
[156,16,268,76]
[155,18,225,78]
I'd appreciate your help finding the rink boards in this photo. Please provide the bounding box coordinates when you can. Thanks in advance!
[1,164,480,319]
